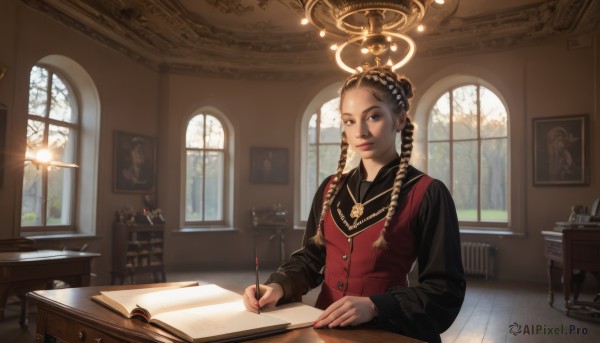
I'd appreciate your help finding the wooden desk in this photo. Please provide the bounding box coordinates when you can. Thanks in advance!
[28,282,422,343]
[0,249,100,327]
[542,229,600,312]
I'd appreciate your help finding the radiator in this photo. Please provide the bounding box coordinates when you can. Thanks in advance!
[461,241,495,279]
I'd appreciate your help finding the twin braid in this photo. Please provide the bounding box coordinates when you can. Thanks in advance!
[311,132,349,245]
[373,118,414,248]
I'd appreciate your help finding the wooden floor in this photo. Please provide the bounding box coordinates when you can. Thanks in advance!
[1,271,598,342]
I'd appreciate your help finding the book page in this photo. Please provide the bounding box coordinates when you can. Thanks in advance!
[151,300,290,343]
[95,284,240,318]
[262,302,323,329]
[92,284,190,317]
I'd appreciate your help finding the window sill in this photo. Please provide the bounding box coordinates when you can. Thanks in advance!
[176,227,240,233]
[22,233,100,241]
[460,228,525,237]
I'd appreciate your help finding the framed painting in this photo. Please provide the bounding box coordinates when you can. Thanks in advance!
[113,131,156,192]
[250,147,288,184]
[533,114,588,186]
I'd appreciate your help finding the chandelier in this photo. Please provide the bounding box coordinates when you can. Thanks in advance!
[302,0,440,73]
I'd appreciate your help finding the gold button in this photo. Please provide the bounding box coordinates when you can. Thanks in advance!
[336,281,343,288]
[342,254,348,260]
[348,238,352,243]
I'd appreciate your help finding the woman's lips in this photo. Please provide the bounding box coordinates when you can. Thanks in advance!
[355,142,373,151]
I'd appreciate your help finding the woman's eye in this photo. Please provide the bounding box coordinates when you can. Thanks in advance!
[343,119,355,126]
[368,113,381,121]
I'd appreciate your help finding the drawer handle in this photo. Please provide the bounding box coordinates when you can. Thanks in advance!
[78,329,86,341]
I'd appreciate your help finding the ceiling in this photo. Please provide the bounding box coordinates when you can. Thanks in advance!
[19,0,600,80]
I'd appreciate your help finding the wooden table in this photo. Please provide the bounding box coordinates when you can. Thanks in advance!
[28,282,422,343]
[0,249,100,327]
[542,228,600,313]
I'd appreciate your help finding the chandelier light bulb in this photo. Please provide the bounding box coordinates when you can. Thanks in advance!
[301,18,309,25]
[386,36,392,42]
[330,44,338,50]
[417,25,425,32]
[435,0,445,4]
[390,44,398,52]
[319,30,326,37]
[360,47,369,54]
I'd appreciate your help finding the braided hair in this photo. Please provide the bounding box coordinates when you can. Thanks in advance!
[311,67,415,249]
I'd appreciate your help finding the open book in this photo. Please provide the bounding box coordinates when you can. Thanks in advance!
[92,283,323,343]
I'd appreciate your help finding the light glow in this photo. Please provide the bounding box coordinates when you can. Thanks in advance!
[34,149,52,164]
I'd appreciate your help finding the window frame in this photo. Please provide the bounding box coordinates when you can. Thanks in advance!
[413,74,524,235]
[182,109,231,228]
[21,64,80,233]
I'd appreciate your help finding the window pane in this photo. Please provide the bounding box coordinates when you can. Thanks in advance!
[21,164,43,226]
[428,142,450,187]
[204,151,224,221]
[306,145,317,215]
[49,124,76,164]
[28,66,48,117]
[480,86,507,138]
[481,138,508,222]
[47,167,74,225]
[453,141,478,221]
[26,119,45,159]
[429,92,450,140]
[205,115,224,149]
[345,146,360,172]
[308,114,317,144]
[49,74,76,123]
[185,151,204,221]
[319,144,340,182]
[453,85,478,140]
[320,98,341,144]
[186,115,205,149]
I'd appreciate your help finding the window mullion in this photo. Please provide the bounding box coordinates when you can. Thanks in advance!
[476,84,482,222]
[448,90,454,195]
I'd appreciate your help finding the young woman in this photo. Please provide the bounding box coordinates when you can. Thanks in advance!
[243,66,465,343]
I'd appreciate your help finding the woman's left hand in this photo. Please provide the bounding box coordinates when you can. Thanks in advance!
[314,296,378,328]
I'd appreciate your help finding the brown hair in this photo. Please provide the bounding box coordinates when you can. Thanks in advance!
[311,67,415,249]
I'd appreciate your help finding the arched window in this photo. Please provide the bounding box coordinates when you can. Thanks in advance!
[22,65,79,231]
[184,113,227,225]
[427,84,508,225]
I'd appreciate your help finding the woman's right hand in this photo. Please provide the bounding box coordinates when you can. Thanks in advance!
[243,283,284,313]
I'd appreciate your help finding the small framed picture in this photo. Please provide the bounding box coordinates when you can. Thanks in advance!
[250,147,288,184]
[113,131,157,192]
[533,114,588,186]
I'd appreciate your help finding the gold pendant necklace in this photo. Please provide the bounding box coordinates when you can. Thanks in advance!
[347,183,393,220]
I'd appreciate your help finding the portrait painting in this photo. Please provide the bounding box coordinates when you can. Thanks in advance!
[533,114,588,186]
[250,147,288,184]
[114,131,156,192]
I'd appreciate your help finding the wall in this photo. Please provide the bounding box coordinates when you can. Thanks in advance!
[1,0,599,285]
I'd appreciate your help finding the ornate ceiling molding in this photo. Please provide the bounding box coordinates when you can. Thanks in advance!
[18,0,599,80]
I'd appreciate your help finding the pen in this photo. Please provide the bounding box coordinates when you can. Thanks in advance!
[255,256,261,314]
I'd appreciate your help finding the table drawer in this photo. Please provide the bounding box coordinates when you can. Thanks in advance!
[44,312,125,343]
[544,240,563,261]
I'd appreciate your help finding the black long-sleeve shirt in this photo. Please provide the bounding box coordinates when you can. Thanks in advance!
[267,162,465,342]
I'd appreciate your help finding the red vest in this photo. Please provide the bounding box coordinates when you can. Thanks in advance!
[315,174,433,309]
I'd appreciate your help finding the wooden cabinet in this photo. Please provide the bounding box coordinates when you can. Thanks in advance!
[111,222,166,284]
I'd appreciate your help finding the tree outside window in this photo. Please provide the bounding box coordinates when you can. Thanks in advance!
[22,65,78,231]
[428,84,508,225]
[185,114,226,224]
